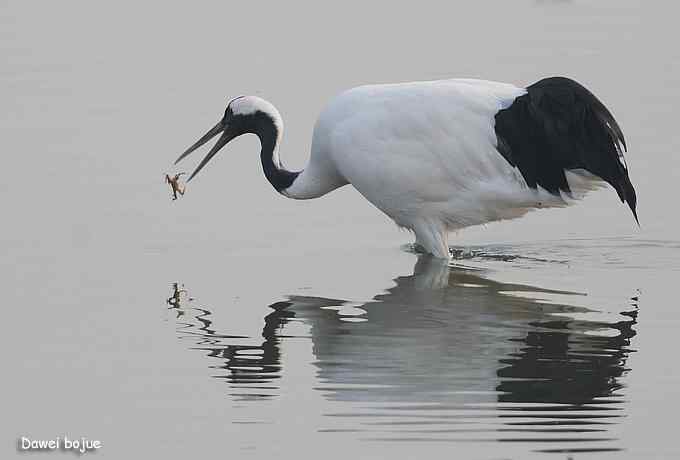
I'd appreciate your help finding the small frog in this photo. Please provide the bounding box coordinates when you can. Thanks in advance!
[165,172,186,200]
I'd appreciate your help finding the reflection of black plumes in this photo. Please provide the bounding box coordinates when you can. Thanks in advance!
[497,307,638,406]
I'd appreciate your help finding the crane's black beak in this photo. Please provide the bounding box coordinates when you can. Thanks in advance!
[175,120,237,182]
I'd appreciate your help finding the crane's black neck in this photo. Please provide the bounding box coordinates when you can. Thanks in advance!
[251,111,299,193]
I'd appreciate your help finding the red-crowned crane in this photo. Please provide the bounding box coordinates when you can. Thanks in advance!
[175,77,637,258]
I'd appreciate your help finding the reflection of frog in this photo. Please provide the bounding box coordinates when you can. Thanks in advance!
[167,283,191,319]
[167,282,187,307]
[165,173,186,200]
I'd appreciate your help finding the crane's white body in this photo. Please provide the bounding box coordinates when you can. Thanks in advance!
[285,79,601,257]
[179,77,632,258]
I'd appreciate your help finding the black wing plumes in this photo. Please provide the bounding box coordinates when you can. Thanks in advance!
[494,76,638,222]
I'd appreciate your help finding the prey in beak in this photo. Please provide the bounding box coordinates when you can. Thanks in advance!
[165,172,186,200]
[174,95,287,190]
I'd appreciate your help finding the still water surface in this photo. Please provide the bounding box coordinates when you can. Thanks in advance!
[3,0,680,458]
[164,242,649,458]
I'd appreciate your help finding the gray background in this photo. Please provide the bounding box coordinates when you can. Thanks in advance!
[2,0,679,458]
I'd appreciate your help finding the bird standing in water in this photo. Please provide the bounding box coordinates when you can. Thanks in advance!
[175,77,637,258]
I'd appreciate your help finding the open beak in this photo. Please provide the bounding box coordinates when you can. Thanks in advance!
[175,120,236,181]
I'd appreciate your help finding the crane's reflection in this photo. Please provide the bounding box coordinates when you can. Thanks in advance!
[168,283,294,393]
[167,255,637,452]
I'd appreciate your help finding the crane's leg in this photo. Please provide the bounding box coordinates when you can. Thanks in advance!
[412,255,451,289]
[413,220,450,259]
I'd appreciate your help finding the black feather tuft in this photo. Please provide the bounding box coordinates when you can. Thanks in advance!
[494,76,638,222]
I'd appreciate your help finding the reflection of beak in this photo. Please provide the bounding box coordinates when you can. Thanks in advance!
[175,120,237,181]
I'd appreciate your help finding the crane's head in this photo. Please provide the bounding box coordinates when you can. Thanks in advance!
[175,95,283,181]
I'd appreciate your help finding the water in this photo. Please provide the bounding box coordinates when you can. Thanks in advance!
[3,1,680,458]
